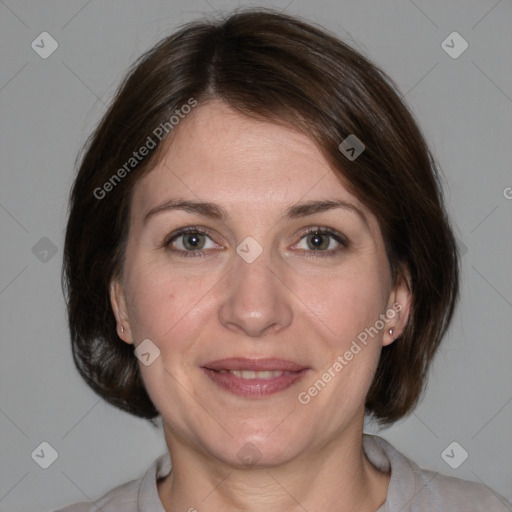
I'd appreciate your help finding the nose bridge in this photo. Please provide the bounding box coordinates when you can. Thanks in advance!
[218,240,293,336]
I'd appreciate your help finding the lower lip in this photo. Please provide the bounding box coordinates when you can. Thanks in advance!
[201,368,309,397]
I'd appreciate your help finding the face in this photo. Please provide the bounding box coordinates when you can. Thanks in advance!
[110,99,410,467]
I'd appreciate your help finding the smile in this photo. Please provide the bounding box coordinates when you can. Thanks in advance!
[216,369,294,379]
[201,357,310,397]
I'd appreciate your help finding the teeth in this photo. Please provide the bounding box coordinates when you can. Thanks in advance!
[222,370,287,379]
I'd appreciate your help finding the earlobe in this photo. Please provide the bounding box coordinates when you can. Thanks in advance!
[383,268,412,346]
[109,278,133,344]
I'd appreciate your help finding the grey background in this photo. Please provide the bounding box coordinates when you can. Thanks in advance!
[1,0,511,510]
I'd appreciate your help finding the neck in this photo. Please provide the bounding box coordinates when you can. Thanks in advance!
[157,421,389,512]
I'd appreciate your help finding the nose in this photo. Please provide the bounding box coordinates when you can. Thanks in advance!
[218,246,293,338]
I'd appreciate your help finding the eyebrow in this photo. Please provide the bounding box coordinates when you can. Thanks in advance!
[143,198,369,228]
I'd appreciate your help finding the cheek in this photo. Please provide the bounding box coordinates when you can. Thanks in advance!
[301,272,387,399]
[295,262,389,347]
[124,259,216,345]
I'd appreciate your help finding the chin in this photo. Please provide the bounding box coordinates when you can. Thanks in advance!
[214,426,307,468]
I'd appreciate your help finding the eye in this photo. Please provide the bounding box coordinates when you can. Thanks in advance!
[162,226,348,259]
[293,227,348,257]
[164,227,221,258]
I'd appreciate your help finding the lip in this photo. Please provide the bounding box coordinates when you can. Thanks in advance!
[201,358,310,398]
[202,357,308,372]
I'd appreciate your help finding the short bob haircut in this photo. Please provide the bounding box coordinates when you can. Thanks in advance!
[62,8,459,426]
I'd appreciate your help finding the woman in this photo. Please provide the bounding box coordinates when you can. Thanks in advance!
[58,8,510,512]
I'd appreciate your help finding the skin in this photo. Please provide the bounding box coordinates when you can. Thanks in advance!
[110,99,411,512]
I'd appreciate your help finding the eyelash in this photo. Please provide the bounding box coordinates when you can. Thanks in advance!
[162,226,348,259]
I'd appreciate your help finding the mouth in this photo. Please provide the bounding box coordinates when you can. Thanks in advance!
[201,357,310,397]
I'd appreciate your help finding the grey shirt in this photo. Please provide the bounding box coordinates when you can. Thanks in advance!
[55,434,511,511]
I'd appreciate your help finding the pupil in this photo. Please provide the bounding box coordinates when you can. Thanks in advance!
[185,233,203,249]
[309,233,326,250]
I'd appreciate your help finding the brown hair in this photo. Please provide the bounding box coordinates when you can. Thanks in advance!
[62,8,459,425]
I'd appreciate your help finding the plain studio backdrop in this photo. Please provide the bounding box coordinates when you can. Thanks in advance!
[0,1,511,511]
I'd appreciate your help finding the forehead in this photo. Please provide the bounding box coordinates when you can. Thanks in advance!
[131,100,371,221]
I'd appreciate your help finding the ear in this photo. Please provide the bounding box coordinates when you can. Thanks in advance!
[109,277,134,345]
[382,267,412,347]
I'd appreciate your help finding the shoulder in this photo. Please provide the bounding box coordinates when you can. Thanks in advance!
[410,465,511,511]
[54,478,140,512]
[54,452,171,512]
[363,434,511,512]
[56,479,142,512]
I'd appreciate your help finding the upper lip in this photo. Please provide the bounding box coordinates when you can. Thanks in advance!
[202,357,308,372]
